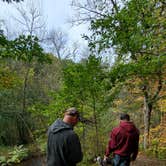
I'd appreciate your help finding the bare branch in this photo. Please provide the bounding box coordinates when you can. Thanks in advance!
[70,0,121,24]
[12,0,46,39]
[46,29,68,61]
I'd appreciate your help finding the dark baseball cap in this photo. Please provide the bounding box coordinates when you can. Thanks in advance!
[65,107,94,124]
[65,107,80,118]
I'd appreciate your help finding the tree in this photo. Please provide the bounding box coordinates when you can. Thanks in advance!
[0,0,62,145]
[72,0,166,149]
[0,34,52,145]
[46,29,69,61]
[12,35,51,113]
[71,0,113,24]
[53,55,109,155]
[108,56,166,149]
[13,0,46,40]
[46,28,84,62]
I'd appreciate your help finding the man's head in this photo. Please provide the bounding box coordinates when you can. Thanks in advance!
[120,113,130,121]
[63,107,80,126]
[65,107,80,117]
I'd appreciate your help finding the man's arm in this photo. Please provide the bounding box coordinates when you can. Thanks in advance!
[67,132,83,164]
[131,130,140,161]
[105,129,117,157]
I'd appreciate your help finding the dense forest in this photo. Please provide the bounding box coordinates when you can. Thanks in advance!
[0,0,166,165]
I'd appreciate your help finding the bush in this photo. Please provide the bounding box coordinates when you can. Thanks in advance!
[147,125,166,159]
[0,156,7,166]
[7,145,29,164]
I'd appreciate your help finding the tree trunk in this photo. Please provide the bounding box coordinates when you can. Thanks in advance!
[143,96,152,149]
[93,96,99,155]
[20,65,31,144]
[22,66,30,113]
[142,70,162,149]
[81,104,86,151]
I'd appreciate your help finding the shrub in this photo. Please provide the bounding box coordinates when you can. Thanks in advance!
[7,145,29,164]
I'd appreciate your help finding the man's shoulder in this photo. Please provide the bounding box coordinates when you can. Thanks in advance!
[62,128,77,138]
[112,126,121,134]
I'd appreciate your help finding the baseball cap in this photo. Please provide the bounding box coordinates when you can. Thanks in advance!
[65,107,80,118]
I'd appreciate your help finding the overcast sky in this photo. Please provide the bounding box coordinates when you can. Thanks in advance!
[0,0,89,46]
[42,0,89,43]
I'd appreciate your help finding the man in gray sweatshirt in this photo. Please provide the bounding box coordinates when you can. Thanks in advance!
[47,107,83,166]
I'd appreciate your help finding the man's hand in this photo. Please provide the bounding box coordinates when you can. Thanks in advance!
[103,155,108,162]
[130,154,137,161]
[101,156,108,166]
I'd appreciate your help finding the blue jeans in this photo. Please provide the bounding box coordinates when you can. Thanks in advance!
[112,154,130,166]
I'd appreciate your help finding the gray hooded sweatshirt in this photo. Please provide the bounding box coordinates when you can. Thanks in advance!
[47,119,83,166]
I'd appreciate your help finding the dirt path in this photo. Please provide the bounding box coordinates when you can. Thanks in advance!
[94,154,166,166]
[131,154,166,166]
[15,154,166,166]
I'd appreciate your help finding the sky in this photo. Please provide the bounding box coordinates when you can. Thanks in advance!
[0,0,89,46]
[0,0,114,63]
[42,0,89,44]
